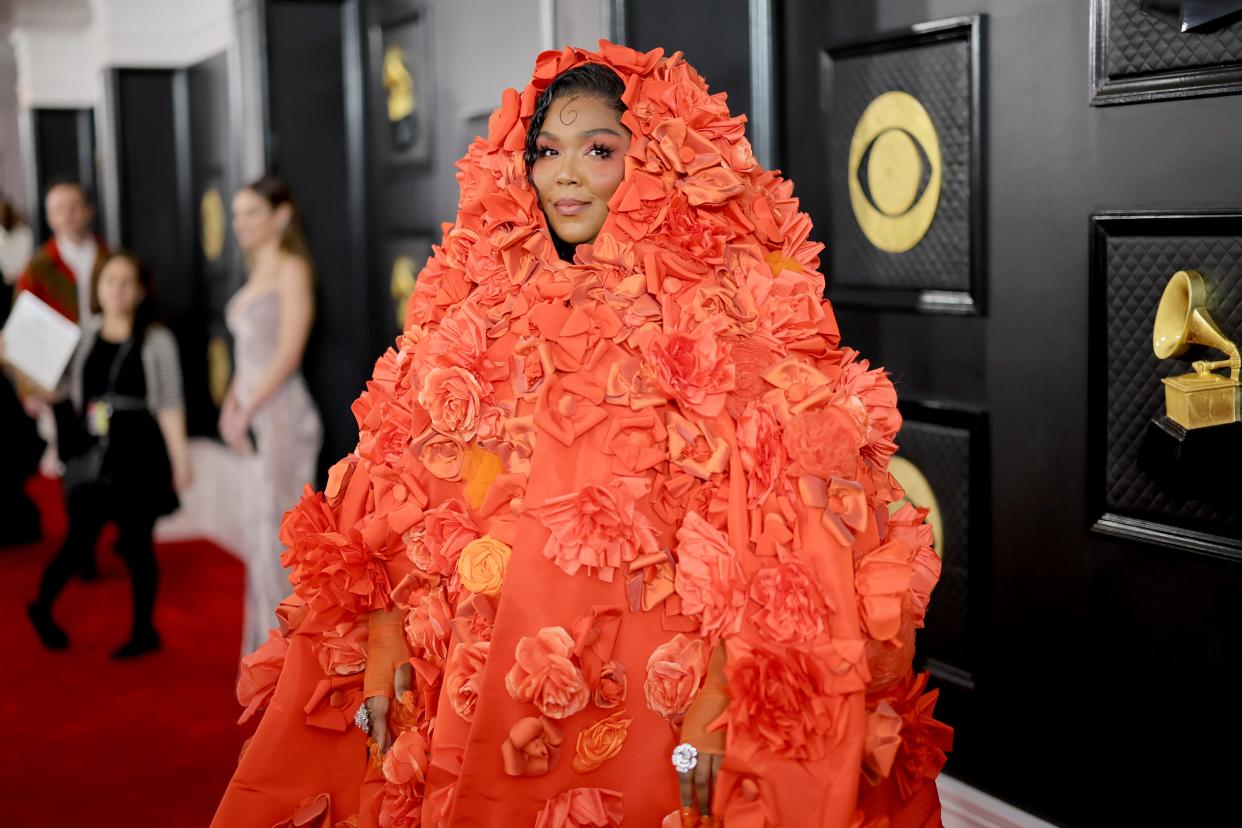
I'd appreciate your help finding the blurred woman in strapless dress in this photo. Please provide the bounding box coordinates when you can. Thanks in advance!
[221,175,322,655]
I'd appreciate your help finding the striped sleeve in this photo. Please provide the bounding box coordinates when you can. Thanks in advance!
[143,325,185,413]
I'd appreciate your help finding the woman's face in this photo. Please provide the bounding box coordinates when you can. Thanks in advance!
[530,94,631,246]
[231,188,287,253]
[97,257,144,319]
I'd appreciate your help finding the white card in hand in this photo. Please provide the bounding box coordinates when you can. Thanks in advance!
[2,292,82,390]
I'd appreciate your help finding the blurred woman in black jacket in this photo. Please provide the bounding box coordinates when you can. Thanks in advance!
[25,251,190,658]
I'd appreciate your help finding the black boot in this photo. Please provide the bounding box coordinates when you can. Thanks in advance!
[111,628,161,659]
[27,602,69,650]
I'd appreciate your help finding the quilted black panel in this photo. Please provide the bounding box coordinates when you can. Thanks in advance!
[1106,0,1242,79]
[827,37,972,293]
[1102,229,1242,526]
[894,419,971,672]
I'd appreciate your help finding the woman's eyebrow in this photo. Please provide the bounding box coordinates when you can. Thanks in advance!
[537,127,624,141]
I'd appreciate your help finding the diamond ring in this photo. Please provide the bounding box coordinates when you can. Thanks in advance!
[354,702,372,735]
[671,742,698,774]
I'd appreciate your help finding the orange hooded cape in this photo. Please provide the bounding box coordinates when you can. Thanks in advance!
[213,41,950,828]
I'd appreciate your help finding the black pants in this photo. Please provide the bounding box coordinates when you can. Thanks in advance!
[36,482,158,637]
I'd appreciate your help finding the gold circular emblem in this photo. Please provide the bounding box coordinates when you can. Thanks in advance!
[390,254,418,329]
[847,91,941,253]
[200,187,226,262]
[887,455,944,559]
[207,335,232,407]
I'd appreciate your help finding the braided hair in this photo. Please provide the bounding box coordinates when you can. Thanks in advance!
[524,63,627,176]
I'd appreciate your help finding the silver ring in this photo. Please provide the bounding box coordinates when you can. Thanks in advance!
[354,702,372,735]
[671,742,698,774]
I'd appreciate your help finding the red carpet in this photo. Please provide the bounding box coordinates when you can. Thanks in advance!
[0,475,256,825]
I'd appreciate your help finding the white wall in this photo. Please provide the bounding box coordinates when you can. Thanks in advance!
[426,0,611,219]
[0,42,28,213]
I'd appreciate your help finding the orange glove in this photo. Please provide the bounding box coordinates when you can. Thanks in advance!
[680,643,728,754]
[363,608,409,700]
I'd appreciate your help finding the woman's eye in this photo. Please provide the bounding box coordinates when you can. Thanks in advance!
[537,146,557,158]
[588,144,612,158]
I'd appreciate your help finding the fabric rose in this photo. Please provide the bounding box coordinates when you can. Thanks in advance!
[573,710,632,773]
[884,504,941,628]
[506,627,590,719]
[407,499,480,578]
[673,512,746,643]
[749,550,829,646]
[736,401,788,508]
[783,404,864,480]
[457,535,511,597]
[412,427,468,481]
[875,671,953,800]
[665,412,729,480]
[726,336,779,419]
[595,660,627,709]
[446,640,490,722]
[376,784,421,828]
[236,629,288,724]
[405,588,453,673]
[761,356,834,422]
[383,728,429,786]
[317,618,368,676]
[533,787,624,828]
[417,365,488,439]
[641,317,735,417]
[532,479,661,582]
[855,539,915,643]
[602,410,667,475]
[502,715,565,776]
[838,360,902,468]
[723,639,847,761]
[644,633,709,721]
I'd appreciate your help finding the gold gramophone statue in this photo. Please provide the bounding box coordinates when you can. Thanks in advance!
[1152,269,1239,430]
[1139,269,1242,502]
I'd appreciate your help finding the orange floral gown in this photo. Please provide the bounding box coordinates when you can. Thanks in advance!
[212,41,952,828]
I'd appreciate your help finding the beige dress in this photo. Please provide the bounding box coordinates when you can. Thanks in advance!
[226,285,322,654]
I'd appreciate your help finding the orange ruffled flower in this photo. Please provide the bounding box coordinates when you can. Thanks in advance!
[446,640,490,722]
[502,715,565,777]
[872,671,953,800]
[532,478,661,583]
[279,485,392,622]
[748,549,829,646]
[316,618,368,676]
[594,659,627,709]
[641,316,735,417]
[236,628,288,724]
[533,787,624,828]
[573,710,632,773]
[783,404,864,480]
[673,511,746,643]
[457,535,511,597]
[644,633,709,722]
[506,626,590,720]
[723,638,850,761]
[736,400,788,508]
[407,499,480,578]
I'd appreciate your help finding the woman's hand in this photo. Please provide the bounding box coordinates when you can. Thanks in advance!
[366,661,412,757]
[219,399,252,453]
[173,459,194,492]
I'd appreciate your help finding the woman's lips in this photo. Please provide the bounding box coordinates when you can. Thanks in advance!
[554,199,589,216]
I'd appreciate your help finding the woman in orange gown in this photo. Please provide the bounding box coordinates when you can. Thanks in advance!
[213,42,951,828]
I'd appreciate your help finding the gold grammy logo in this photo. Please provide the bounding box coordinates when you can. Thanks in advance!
[847,91,941,253]
[1152,269,1240,429]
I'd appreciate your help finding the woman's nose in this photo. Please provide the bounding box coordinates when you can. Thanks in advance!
[554,155,580,186]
